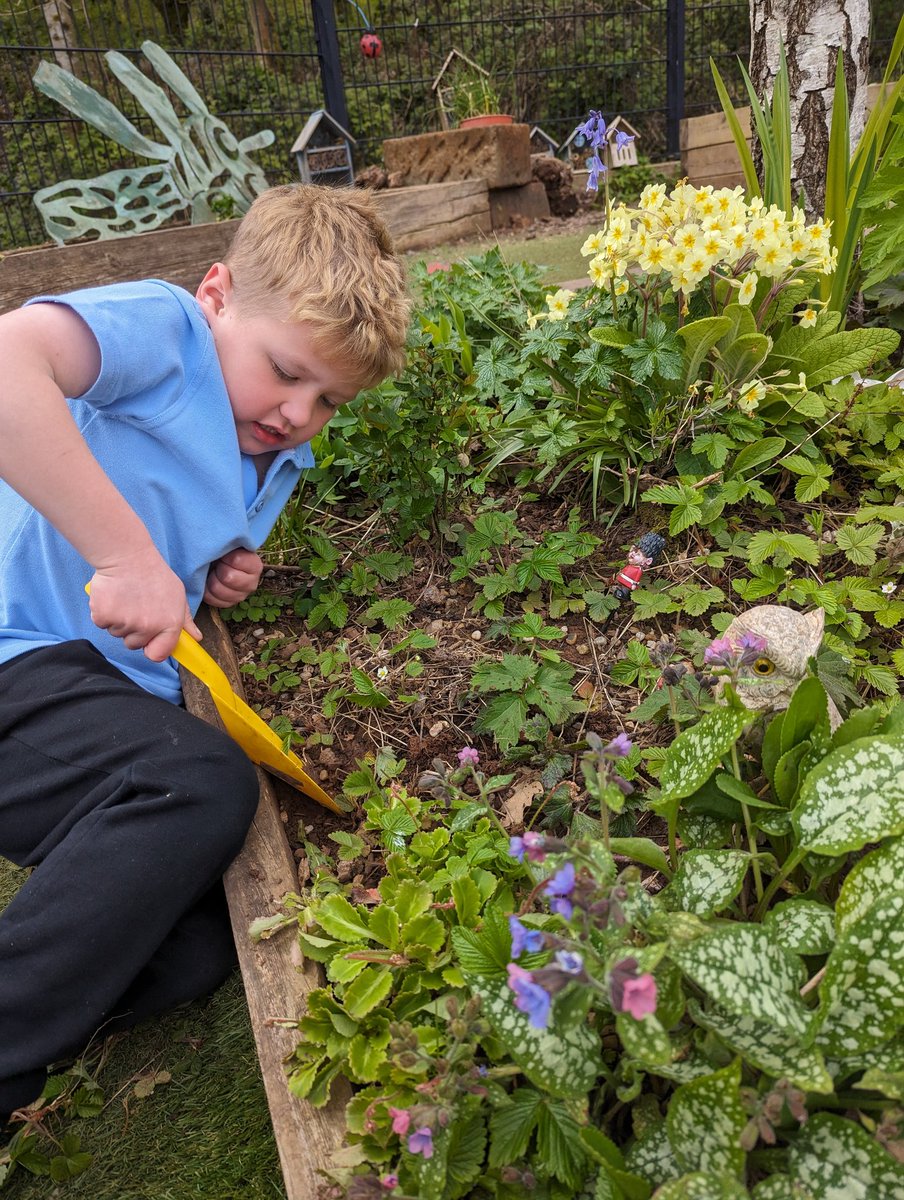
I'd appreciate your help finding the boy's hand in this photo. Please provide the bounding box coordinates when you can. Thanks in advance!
[203,548,264,608]
[88,552,201,663]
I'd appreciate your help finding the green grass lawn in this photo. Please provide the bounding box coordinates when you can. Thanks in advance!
[404,222,596,286]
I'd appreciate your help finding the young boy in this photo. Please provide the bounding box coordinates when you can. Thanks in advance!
[0,184,410,1125]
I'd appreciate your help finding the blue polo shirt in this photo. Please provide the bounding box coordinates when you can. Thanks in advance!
[0,280,314,703]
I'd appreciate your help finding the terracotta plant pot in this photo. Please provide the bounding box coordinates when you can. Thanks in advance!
[458,114,514,129]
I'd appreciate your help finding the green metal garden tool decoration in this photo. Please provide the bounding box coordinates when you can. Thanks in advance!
[31,40,274,244]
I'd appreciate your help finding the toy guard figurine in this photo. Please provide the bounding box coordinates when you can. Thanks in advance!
[602,532,666,627]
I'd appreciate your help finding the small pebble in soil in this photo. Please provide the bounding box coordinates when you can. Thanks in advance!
[593,636,608,646]
[577,643,589,654]
[319,770,329,781]
[305,824,314,833]
[253,627,265,638]
[429,720,447,737]
[565,631,578,645]
[471,629,482,641]
[427,619,445,633]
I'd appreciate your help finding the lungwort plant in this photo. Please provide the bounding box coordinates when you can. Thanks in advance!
[281,669,904,1198]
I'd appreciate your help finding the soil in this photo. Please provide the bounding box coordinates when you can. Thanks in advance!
[227,495,701,881]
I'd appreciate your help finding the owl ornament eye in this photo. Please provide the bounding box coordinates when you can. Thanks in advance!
[751,657,776,676]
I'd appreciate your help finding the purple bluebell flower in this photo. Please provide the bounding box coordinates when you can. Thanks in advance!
[614,130,635,150]
[407,1126,434,1159]
[457,746,480,767]
[544,861,576,919]
[605,732,633,758]
[509,914,545,957]
[506,963,552,1029]
[577,109,607,149]
[586,154,607,192]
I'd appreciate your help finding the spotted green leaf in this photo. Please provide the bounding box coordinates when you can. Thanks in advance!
[763,899,835,956]
[652,1174,750,1199]
[671,926,810,1036]
[812,889,904,1056]
[663,850,749,917]
[787,1112,904,1197]
[468,975,600,1098]
[666,1060,746,1177]
[751,1177,814,1200]
[792,735,904,854]
[835,835,904,934]
[687,999,833,1094]
[626,1123,681,1188]
[616,1011,673,1067]
[659,707,753,801]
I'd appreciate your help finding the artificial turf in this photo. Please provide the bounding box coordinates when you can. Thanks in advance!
[0,858,283,1200]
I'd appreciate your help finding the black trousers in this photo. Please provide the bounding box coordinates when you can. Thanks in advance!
[0,641,259,1116]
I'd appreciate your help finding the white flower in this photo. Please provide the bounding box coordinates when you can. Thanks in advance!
[882,582,897,595]
[797,307,818,328]
[376,666,389,680]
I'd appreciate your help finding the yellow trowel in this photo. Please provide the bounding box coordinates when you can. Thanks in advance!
[86,587,343,813]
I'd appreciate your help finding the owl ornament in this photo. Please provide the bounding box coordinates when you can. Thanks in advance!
[716,604,842,730]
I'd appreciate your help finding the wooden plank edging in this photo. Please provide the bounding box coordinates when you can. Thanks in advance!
[180,607,348,1200]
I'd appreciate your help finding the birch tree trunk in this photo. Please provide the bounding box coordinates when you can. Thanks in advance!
[749,0,870,216]
[42,1,77,76]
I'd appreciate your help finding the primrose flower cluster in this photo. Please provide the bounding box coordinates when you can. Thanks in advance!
[580,180,837,307]
[504,735,657,1032]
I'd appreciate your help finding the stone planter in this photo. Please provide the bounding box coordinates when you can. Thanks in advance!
[383,123,532,189]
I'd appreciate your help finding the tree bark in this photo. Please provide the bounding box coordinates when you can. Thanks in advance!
[42,0,77,76]
[248,0,281,70]
[749,0,871,217]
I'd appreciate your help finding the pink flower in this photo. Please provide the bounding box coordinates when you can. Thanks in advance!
[388,1106,410,1136]
[381,1175,399,1190]
[407,1126,434,1158]
[621,975,658,1019]
[609,956,658,1020]
[457,746,480,766]
[426,261,450,274]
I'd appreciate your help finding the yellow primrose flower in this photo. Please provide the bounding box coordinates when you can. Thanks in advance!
[737,272,758,305]
[526,311,542,329]
[581,230,605,257]
[614,278,630,296]
[797,307,818,327]
[737,380,766,413]
[639,183,666,210]
[546,288,575,320]
[588,254,613,287]
[638,242,668,274]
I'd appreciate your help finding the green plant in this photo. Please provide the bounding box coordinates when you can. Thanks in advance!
[281,678,904,1198]
[449,69,503,122]
[710,13,904,319]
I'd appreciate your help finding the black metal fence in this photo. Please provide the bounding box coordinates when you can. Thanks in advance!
[0,0,898,251]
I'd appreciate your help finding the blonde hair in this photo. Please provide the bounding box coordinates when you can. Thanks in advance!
[224,184,410,385]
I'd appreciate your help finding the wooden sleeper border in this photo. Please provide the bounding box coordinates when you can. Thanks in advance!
[181,607,348,1199]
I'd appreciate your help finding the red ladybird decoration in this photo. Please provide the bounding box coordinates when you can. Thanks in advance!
[360,32,382,58]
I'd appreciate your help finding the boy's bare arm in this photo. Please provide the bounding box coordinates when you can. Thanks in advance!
[0,303,200,662]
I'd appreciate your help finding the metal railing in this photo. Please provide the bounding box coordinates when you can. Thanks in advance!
[1,1,898,251]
